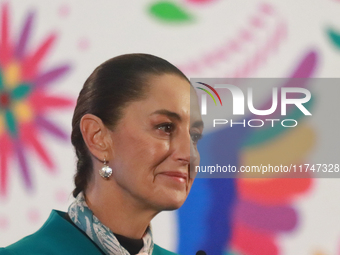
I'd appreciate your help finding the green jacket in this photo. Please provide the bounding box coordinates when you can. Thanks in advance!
[0,210,177,255]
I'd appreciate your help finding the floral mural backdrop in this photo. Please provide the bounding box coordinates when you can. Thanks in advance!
[1,1,340,255]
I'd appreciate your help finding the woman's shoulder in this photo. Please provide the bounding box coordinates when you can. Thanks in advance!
[153,244,180,255]
[1,210,180,255]
[1,210,104,255]
[0,248,14,255]
[1,210,62,254]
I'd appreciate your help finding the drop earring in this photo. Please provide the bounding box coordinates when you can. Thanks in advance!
[99,158,112,179]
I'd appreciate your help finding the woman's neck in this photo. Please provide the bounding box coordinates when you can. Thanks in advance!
[85,179,158,239]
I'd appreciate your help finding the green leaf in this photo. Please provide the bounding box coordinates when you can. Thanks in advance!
[0,72,3,91]
[5,109,17,136]
[149,1,193,22]
[327,27,340,50]
[11,84,31,100]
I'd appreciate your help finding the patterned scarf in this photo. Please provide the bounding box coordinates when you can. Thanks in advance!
[68,192,154,255]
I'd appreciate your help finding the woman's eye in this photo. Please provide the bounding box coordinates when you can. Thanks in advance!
[156,123,174,134]
[191,133,203,143]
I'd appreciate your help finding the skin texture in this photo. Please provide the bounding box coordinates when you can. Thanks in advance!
[80,74,203,239]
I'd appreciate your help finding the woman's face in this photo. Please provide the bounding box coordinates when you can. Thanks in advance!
[107,74,203,211]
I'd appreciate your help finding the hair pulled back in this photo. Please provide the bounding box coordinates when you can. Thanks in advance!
[71,53,189,198]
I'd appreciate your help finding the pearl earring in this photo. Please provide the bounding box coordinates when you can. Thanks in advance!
[99,158,112,179]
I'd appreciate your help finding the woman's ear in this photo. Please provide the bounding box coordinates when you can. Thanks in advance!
[80,114,112,161]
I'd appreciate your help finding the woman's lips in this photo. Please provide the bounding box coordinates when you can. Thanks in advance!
[159,171,188,183]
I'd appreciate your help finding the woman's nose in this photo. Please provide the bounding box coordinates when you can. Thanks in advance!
[172,132,191,164]
[189,140,199,178]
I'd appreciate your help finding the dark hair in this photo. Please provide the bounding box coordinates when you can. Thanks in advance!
[71,53,189,198]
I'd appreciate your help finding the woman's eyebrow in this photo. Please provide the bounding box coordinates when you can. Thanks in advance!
[150,109,181,121]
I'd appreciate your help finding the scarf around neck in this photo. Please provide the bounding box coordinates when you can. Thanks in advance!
[68,192,154,255]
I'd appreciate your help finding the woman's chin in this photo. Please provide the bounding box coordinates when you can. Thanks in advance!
[154,201,185,211]
[152,190,188,211]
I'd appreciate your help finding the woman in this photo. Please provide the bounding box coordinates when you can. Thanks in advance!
[0,54,203,255]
